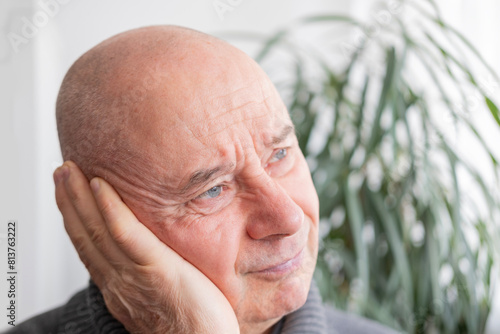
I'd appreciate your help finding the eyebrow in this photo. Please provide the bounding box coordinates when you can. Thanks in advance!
[180,124,295,195]
[264,124,295,148]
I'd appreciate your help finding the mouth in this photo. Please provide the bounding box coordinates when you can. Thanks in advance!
[249,247,305,280]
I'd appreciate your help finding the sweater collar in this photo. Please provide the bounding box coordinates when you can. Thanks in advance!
[87,280,128,333]
[82,280,329,334]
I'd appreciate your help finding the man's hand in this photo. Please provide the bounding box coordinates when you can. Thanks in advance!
[53,161,240,334]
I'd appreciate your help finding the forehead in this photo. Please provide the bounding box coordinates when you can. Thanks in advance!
[126,71,291,186]
[178,77,285,139]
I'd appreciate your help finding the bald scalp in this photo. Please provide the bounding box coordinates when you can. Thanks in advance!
[56,25,227,181]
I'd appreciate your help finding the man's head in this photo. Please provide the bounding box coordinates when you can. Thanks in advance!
[56,25,319,332]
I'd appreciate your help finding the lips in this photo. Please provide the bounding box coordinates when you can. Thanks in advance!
[249,247,305,279]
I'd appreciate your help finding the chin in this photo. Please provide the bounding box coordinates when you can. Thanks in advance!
[272,272,312,315]
[237,242,318,328]
[266,246,317,320]
[241,270,313,327]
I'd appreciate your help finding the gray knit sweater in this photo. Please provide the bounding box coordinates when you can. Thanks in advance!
[6,281,399,333]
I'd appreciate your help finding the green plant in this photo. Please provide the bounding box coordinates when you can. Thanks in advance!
[253,0,500,333]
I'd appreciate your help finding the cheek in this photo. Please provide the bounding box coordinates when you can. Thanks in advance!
[293,157,320,254]
[141,209,245,299]
[284,154,319,226]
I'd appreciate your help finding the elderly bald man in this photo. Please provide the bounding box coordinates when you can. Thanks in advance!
[9,26,398,334]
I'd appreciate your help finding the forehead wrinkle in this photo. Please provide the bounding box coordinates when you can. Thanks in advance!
[257,74,278,108]
[181,99,270,142]
[170,77,275,141]
[165,114,283,196]
[213,75,261,102]
[116,120,293,208]
[206,75,266,116]
[189,97,262,132]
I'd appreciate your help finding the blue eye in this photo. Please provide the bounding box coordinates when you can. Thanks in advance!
[198,186,223,199]
[269,148,287,163]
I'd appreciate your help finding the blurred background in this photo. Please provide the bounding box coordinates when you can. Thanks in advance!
[0,0,499,333]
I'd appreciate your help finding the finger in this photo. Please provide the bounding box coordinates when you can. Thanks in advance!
[61,161,130,268]
[54,164,107,285]
[90,176,177,267]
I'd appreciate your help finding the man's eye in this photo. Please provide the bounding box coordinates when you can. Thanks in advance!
[197,186,223,199]
[269,148,287,163]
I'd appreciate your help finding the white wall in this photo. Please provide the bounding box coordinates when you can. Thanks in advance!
[0,0,498,333]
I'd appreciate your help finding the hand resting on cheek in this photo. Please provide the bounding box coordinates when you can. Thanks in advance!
[53,161,240,334]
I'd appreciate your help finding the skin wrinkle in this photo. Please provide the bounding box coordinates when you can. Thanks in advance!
[211,76,261,103]
[181,118,294,202]
[93,166,173,211]
[173,107,276,171]
[182,120,210,151]
[145,124,305,257]
[118,111,309,292]
[256,71,277,117]
[92,149,188,212]
[57,26,319,334]
[174,73,270,141]
[184,100,266,141]
[108,130,251,217]
[182,163,236,194]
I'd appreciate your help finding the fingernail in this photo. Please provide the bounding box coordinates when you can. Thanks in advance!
[54,165,69,185]
[90,178,100,194]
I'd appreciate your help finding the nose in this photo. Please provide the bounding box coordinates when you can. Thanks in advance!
[245,175,304,240]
